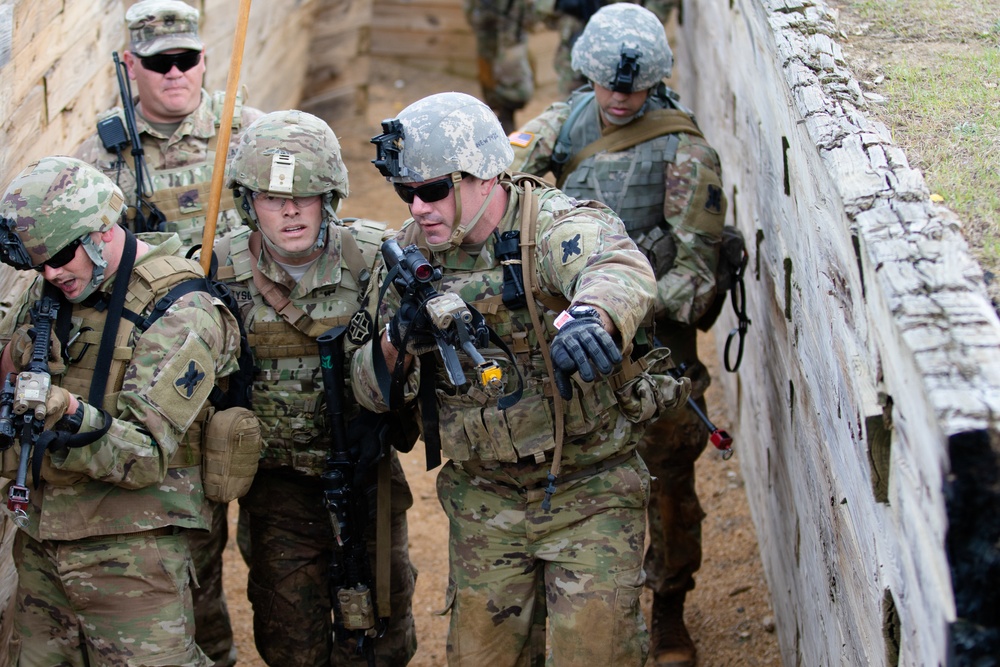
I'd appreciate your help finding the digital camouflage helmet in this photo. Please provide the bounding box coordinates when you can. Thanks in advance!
[0,156,125,298]
[571,3,674,93]
[228,109,349,255]
[371,92,513,249]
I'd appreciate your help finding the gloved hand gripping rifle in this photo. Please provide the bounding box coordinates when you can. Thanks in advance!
[0,296,59,527]
[318,326,383,666]
[381,239,505,393]
[95,52,166,233]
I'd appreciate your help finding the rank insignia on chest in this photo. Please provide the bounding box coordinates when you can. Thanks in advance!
[178,188,203,214]
[347,310,374,346]
[174,360,206,399]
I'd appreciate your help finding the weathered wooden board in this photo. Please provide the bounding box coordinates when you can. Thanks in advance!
[674,0,1000,664]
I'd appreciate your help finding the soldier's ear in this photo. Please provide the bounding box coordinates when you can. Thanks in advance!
[122,51,138,80]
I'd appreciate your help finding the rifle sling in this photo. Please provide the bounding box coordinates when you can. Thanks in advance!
[556,109,704,188]
[89,228,138,409]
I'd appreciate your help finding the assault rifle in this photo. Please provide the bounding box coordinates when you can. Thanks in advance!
[0,296,59,527]
[318,326,383,666]
[381,239,504,394]
[95,52,166,234]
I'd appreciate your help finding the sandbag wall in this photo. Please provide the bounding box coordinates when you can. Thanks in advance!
[671,0,1000,664]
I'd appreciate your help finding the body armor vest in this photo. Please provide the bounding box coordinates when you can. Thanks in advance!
[557,89,681,236]
[228,221,384,475]
[59,254,211,468]
[398,179,621,467]
[145,92,243,247]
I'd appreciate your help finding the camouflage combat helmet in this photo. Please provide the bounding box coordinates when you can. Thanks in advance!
[0,156,125,287]
[571,4,673,93]
[228,110,349,255]
[371,92,513,184]
[371,92,513,250]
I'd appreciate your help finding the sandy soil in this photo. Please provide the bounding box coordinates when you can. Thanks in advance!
[221,25,782,667]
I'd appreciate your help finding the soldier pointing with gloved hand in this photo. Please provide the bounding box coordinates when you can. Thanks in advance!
[354,91,689,666]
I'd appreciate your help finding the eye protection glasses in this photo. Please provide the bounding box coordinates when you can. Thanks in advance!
[34,238,82,273]
[393,178,457,204]
[251,192,321,212]
[138,50,202,74]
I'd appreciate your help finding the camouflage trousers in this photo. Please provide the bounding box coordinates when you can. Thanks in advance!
[189,500,236,667]
[11,528,210,667]
[239,452,417,667]
[465,0,536,111]
[437,454,650,666]
[552,0,680,96]
[638,391,710,596]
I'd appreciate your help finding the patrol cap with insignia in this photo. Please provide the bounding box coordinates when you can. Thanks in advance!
[126,0,203,58]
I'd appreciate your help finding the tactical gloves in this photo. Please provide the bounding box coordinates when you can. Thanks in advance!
[550,307,621,400]
[387,296,437,356]
[8,324,65,375]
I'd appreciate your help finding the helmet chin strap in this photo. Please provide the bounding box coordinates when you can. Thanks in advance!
[427,173,497,252]
[71,234,110,303]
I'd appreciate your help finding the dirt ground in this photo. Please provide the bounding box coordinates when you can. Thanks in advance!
[221,25,782,667]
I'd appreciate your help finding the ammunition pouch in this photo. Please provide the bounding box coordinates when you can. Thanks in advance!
[201,406,263,503]
[613,348,691,425]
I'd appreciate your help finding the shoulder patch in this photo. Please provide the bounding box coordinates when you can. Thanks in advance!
[174,359,207,399]
[509,131,534,148]
[559,232,585,266]
[347,310,374,346]
[705,183,723,215]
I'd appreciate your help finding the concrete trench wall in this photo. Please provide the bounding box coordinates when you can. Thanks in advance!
[673,0,1000,664]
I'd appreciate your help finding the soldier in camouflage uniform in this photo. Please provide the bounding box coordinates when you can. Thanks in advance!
[540,0,678,96]
[74,3,265,663]
[75,0,264,248]
[222,110,417,666]
[355,92,686,666]
[0,156,242,667]
[465,0,539,133]
[509,5,726,665]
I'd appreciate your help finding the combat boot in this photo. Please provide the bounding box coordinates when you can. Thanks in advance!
[650,591,697,667]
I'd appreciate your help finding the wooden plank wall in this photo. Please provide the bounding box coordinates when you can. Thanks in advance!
[671,0,1000,664]
[0,0,373,182]
[371,0,477,79]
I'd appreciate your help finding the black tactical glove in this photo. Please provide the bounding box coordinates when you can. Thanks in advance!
[550,307,621,400]
[387,296,436,355]
[555,0,604,22]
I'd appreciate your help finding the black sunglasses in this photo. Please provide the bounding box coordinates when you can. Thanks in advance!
[34,238,82,273]
[393,178,457,204]
[138,50,202,74]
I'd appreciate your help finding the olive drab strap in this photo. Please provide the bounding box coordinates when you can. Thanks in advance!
[555,109,705,189]
[517,180,566,490]
[246,231,353,337]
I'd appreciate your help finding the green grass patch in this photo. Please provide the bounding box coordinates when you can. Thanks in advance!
[849,0,1000,43]
[872,46,1000,265]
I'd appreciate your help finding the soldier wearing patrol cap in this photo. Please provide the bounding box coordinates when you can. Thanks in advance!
[0,156,242,667]
[221,110,418,666]
[511,4,729,665]
[76,0,264,248]
[75,3,264,664]
[354,92,689,665]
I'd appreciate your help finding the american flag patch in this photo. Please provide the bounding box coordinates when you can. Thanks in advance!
[508,131,534,148]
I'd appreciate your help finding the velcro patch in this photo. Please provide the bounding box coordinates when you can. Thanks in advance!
[174,359,207,399]
[347,310,374,346]
[558,232,585,266]
[509,131,534,148]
